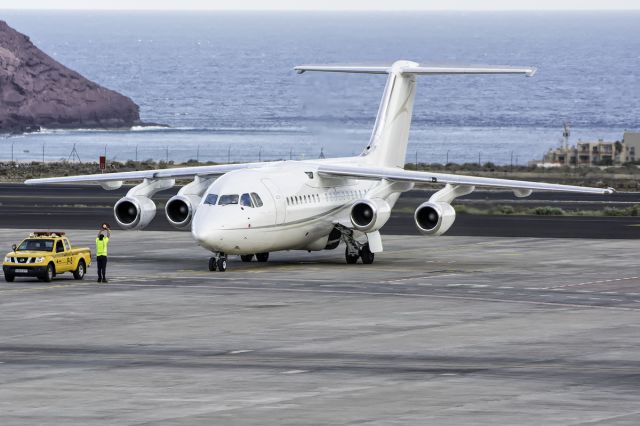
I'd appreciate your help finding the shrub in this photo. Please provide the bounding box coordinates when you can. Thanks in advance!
[532,206,566,216]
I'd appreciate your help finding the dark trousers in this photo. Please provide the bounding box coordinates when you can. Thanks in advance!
[97,255,108,280]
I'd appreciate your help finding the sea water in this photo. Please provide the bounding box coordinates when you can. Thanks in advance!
[1,11,638,164]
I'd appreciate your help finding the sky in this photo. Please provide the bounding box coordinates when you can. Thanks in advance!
[0,0,639,10]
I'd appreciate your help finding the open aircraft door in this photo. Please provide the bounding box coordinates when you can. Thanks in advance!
[261,178,286,224]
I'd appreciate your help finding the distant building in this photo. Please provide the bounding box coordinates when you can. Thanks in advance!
[541,131,640,167]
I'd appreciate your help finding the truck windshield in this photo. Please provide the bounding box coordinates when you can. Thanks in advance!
[18,239,54,251]
[218,194,239,206]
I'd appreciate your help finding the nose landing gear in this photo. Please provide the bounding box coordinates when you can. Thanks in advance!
[209,253,227,272]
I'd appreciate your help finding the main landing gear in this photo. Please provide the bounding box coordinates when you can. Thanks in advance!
[342,227,374,265]
[209,253,227,272]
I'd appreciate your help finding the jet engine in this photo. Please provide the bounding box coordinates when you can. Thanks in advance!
[414,201,456,236]
[114,196,157,230]
[350,198,391,232]
[165,194,201,230]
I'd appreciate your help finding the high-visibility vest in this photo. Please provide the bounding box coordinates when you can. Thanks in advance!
[96,237,109,256]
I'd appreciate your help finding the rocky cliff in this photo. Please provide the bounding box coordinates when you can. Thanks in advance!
[0,20,140,133]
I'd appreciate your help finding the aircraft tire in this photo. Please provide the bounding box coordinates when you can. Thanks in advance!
[345,248,359,264]
[240,254,254,262]
[256,252,269,262]
[208,257,217,271]
[217,258,227,272]
[360,244,375,265]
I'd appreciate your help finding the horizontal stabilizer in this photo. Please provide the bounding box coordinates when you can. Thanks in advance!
[401,65,536,77]
[295,65,389,74]
[295,62,536,77]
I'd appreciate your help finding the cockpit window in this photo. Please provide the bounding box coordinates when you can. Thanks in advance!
[240,193,254,208]
[218,194,239,206]
[204,194,218,205]
[250,193,263,207]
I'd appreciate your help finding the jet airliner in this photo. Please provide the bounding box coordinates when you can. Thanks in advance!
[26,60,614,271]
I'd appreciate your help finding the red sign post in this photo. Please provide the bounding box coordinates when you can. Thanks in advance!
[99,155,106,171]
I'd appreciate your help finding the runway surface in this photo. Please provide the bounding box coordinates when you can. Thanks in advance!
[1,183,639,238]
[1,229,640,424]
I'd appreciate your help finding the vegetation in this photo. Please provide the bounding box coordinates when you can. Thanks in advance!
[453,203,640,217]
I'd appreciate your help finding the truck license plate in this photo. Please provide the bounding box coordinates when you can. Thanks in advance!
[15,269,28,273]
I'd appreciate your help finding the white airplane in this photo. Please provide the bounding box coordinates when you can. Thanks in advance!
[26,60,614,271]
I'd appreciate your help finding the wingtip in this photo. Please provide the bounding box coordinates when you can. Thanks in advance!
[605,187,616,194]
[526,67,537,77]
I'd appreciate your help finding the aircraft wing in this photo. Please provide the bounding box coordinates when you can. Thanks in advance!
[317,164,615,195]
[24,162,266,186]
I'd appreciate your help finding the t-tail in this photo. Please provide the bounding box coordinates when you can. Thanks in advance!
[295,60,536,168]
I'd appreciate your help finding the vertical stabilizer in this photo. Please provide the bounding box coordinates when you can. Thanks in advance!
[294,60,536,169]
[361,60,418,167]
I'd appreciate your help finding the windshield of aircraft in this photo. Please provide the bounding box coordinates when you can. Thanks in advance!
[240,193,264,208]
[17,239,54,251]
[204,194,218,205]
[218,194,239,206]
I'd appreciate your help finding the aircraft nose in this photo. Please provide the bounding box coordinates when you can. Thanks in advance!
[191,209,215,247]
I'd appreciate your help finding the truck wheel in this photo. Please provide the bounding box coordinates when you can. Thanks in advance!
[73,260,86,280]
[42,263,55,282]
[4,273,15,282]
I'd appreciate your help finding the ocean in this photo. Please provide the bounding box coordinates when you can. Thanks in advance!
[1,11,639,165]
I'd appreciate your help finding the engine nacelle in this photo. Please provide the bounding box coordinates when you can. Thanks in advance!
[165,194,201,230]
[114,196,157,230]
[414,201,456,236]
[350,198,391,232]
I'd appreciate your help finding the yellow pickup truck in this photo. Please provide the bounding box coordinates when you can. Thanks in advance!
[2,232,91,282]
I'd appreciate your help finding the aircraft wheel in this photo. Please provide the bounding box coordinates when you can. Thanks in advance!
[217,257,227,272]
[240,254,254,262]
[345,248,359,264]
[360,244,375,265]
[256,252,269,262]
[208,257,217,271]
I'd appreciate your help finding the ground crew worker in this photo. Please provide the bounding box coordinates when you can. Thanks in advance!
[96,224,111,282]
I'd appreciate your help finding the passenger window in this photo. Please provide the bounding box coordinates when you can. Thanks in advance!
[218,194,239,205]
[250,193,263,207]
[240,193,254,208]
[56,240,64,253]
[64,239,71,251]
[204,194,218,205]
